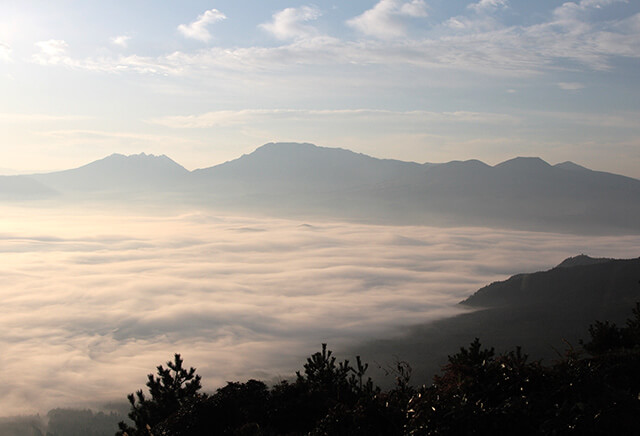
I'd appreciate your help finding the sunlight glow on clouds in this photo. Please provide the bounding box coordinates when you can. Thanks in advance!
[0,41,11,62]
[32,39,69,65]
[146,109,521,129]
[26,8,640,78]
[177,8,227,42]
[1,0,639,180]
[0,207,639,416]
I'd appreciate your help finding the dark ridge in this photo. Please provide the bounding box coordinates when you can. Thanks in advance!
[352,256,640,388]
[555,254,613,268]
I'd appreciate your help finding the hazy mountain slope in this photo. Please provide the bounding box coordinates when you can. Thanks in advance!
[188,142,429,221]
[418,156,640,232]
[189,143,640,232]
[31,153,190,193]
[4,142,640,233]
[352,256,640,387]
[191,142,425,195]
[460,255,639,309]
[0,175,57,200]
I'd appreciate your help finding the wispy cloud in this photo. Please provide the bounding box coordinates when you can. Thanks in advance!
[110,35,131,48]
[146,109,521,129]
[0,113,91,123]
[177,9,227,42]
[0,41,11,62]
[260,6,322,40]
[32,39,69,65]
[468,0,509,12]
[26,2,640,78]
[40,129,186,142]
[347,0,428,39]
[557,82,585,90]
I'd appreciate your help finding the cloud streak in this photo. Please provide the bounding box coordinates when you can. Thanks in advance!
[347,0,428,39]
[468,0,509,12]
[146,109,521,129]
[0,206,639,416]
[178,9,227,42]
[32,39,70,65]
[0,41,11,62]
[260,6,322,40]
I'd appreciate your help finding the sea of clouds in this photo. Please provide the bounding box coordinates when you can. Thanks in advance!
[1,206,639,416]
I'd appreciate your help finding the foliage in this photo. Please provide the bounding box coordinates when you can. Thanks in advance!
[117,305,640,436]
[116,353,202,436]
[46,408,122,436]
[581,302,640,354]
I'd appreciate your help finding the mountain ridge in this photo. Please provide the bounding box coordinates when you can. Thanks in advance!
[2,142,639,234]
[20,145,635,179]
[353,254,640,387]
[460,255,638,308]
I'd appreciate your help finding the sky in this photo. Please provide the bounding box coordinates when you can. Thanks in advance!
[1,0,639,177]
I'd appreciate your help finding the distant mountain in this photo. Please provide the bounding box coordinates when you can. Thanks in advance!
[2,143,639,233]
[187,144,640,233]
[188,142,427,220]
[0,175,56,200]
[418,156,640,232]
[352,255,640,387]
[31,153,189,193]
[193,142,424,192]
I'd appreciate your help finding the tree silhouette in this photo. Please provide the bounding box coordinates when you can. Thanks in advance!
[116,353,201,436]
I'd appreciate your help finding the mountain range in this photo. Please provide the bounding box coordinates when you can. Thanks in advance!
[3,142,640,234]
[352,254,640,387]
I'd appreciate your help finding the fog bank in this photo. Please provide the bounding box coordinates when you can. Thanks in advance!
[0,206,638,416]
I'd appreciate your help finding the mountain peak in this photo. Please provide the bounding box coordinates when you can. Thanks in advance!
[255,142,318,151]
[249,142,356,158]
[555,254,613,269]
[30,152,189,193]
[104,152,170,160]
[554,161,589,172]
[90,152,186,170]
[494,156,552,171]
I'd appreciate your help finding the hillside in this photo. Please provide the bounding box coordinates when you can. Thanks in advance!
[352,255,640,387]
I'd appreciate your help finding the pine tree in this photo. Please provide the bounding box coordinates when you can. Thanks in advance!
[116,354,202,436]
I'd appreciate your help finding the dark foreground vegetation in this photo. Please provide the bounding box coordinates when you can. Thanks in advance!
[116,304,640,436]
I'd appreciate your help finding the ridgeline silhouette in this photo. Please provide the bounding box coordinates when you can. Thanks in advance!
[2,143,639,234]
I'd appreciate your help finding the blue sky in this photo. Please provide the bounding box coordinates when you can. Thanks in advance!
[1,0,639,177]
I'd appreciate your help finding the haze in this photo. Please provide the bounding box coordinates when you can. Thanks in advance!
[1,205,639,416]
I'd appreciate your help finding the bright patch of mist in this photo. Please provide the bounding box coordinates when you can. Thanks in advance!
[0,206,638,416]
